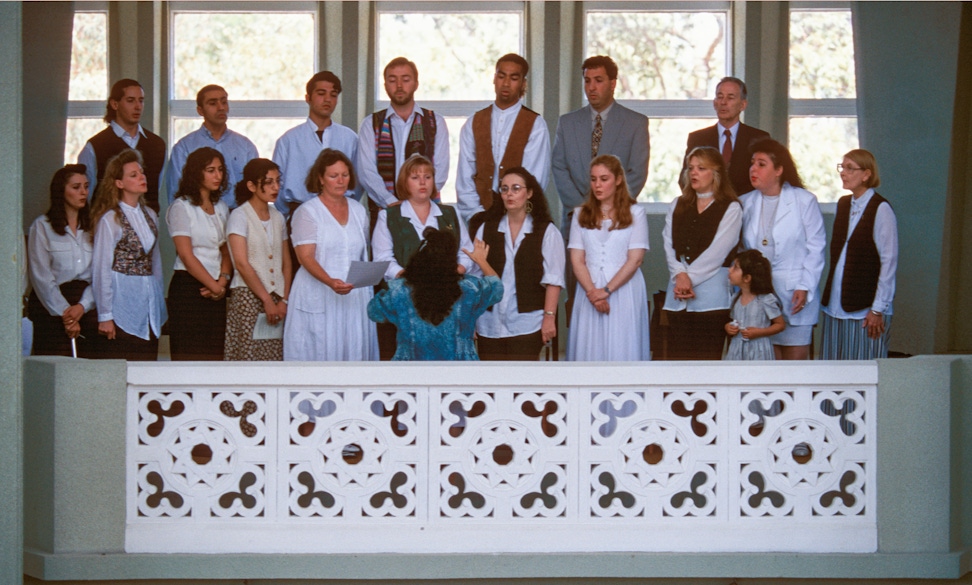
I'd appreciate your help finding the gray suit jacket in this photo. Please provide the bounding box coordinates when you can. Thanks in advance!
[551,103,650,225]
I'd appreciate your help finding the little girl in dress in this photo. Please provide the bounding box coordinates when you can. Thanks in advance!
[725,250,785,360]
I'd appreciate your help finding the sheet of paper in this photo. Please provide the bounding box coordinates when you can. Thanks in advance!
[253,313,285,340]
[346,260,390,288]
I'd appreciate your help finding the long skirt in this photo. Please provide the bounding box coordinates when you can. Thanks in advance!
[167,270,226,360]
[224,287,284,361]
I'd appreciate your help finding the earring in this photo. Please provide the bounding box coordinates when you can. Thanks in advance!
[525,199,534,214]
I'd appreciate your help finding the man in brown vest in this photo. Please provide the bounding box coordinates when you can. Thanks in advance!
[456,54,550,232]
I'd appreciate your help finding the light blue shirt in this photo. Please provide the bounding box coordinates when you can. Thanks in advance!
[78,121,147,198]
[272,118,360,216]
[165,125,259,209]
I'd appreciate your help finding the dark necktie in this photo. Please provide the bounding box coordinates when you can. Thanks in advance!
[591,114,603,158]
[316,129,325,144]
[722,129,733,164]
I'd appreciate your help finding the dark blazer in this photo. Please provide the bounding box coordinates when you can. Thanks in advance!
[682,123,770,198]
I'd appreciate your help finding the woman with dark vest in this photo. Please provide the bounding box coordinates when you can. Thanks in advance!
[27,164,100,357]
[473,167,564,360]
[371,153,475,358]
[90,149,167,360]
[165,147,232,360]
[368,227,503,360]
[662,146,742,359]
[821,149,897,359]
[739,138,825,360]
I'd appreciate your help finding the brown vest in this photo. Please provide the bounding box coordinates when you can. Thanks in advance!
[472,105,540,210]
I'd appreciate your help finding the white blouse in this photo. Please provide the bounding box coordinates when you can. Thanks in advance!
[166,198,228,279]
[27,215,94,316]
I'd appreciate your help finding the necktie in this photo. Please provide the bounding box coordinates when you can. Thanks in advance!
[722,129,732,164]
[316,129,325,144]
[591,114,603,158]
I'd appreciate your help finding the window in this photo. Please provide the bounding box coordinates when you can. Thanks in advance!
[375,4,525,203]
[789,5,859,202]
[168,4,317,158]
[65,9,109,164]
[586,4,730,202]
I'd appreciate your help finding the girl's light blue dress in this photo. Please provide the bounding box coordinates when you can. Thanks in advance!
[725,292,782,361]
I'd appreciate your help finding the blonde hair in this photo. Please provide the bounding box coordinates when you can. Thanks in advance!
[680,146,738,204]
[577,154,634,230]
[90,149,145,234]
[843,149,881,188]
[395,154,437,201]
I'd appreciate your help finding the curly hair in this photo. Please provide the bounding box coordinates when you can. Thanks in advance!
[577,154,634,230]
[679,146,738,207]
[46,164,91,237]
[478,166,552,228]
[235,158,281,206]
[403,227,462,325]
[90,149,145,234]
[176,147,226,206]
[735,249,775,295]
[305,148,356,195]
[749,137,805,189]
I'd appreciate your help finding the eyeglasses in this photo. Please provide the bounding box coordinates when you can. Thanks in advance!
[837,164,863,173]
[499,184,526,194]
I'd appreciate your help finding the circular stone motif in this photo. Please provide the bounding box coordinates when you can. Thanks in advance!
[315,419,389,491]
[162,419,238,494]
[766,418,842,493]
[616,420,692,494]
[465,419,541,492]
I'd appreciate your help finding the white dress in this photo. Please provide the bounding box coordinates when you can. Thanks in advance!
[283,197,378,361]
[567,205,651,361]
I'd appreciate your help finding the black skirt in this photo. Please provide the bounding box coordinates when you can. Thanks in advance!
[166,270,226,360]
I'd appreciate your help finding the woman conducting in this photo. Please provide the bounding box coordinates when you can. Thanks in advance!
[368,227,503,360]
[27,164,99,357]
[567,154,651,361]
[224,158,291,361]
[284,149,377,361]
[473,167,564,360]
[820,149,897,359]
[166,147,232,360]
[662,146,741,359]
[739,138,826,360]
[90,149,167,360]
[371,153,475,358]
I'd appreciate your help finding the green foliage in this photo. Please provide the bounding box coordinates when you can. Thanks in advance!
[789,11,856,99]
[68,12,107,101]
[789,117,859,203]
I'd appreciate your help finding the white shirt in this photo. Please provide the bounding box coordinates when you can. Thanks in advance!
[272,118,360,214]
[27,216,94,316]
[824,188,898,318]
[661,198,742,312]
[474,217,565,338]
[165,198,229,279]
[356,105,450,208]
[455,101,551,222]
[371,200,476,281]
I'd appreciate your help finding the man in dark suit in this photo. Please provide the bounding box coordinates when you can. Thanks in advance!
[552,55,650,235]
[682,77,769,198]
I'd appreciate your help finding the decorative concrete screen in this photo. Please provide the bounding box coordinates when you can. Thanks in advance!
[126,363,877,554]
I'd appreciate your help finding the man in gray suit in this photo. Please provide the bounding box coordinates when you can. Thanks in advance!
[552,55,650,236]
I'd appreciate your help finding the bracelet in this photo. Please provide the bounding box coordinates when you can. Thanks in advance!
[870,309,881,316]
[281,298,289,304]
[543,310,555,316]
[220,272,232,281]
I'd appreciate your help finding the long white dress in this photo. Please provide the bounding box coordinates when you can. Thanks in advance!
[283,197,378,361]
[567,205,651,361]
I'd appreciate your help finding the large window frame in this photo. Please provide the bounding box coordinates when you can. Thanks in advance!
[582,1,733,204]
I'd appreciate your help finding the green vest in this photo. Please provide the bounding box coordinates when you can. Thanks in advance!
[386,204,461,268]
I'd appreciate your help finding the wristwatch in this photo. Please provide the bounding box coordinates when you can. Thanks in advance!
[603,285,612,295]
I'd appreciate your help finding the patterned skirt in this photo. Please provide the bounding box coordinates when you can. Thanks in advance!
[224,287,283,361]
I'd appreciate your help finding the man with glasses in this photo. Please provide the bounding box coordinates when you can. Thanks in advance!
[166,84,259,209]
[356,57,449,231]
[456,53,550,233]
[272,71,359,218]
[681,76,770,198]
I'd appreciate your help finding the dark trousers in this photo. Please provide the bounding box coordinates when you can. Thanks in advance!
[664,308,730,360]
[27,282,101,358]
[167,270,226,361]
[477,330,545,361]
[102,327,159,361]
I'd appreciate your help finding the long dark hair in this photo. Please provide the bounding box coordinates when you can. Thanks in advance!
[176,147,226,206]
[479,166,553,227]
[403,227,462,325]
[735,249,774,295]
[749,137,805,189]
[46,164,91,236]
[235,158,281,206]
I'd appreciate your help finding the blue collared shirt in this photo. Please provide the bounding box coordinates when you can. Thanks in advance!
[272,118,360,216]
[165,124,259,209]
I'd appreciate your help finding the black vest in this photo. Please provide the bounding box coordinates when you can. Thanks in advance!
[670,197,736,267]
[88,126,167,213]
[822,193,889,312]
[483,218,549,313]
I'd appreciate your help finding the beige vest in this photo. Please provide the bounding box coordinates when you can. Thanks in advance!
[230,201,286,297]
